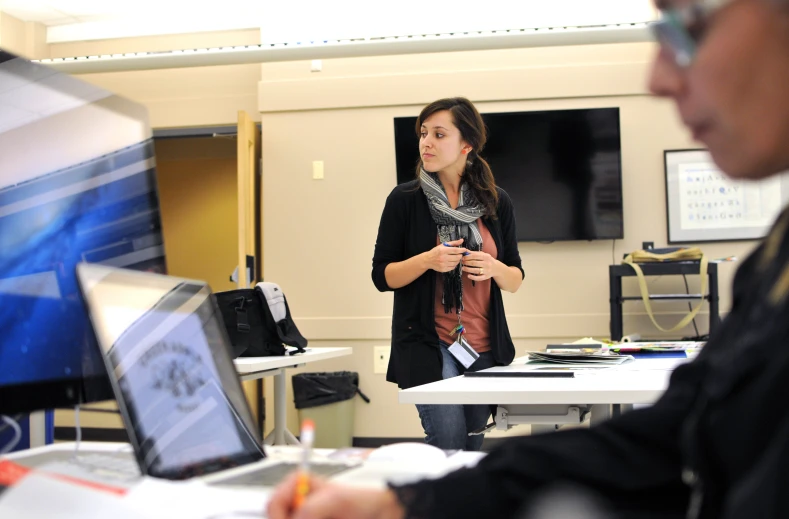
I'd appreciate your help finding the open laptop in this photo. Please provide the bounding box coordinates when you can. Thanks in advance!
[74,262,355,487]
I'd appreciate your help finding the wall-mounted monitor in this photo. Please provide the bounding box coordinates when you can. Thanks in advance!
[394,107,624,242]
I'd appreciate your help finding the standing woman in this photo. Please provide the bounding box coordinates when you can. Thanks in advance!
[371,97,524,451]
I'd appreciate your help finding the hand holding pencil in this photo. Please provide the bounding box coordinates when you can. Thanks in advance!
[267,476,404,519]
[266,420,406,519]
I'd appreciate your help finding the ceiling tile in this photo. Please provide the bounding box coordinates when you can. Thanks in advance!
[0,2,66,23]
[46,16,78,24]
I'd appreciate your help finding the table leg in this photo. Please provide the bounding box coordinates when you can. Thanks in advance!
[263,369,300,446]
[530,424,558,435]
[256,379,265,438]
[273,369,286,445]
[283,429,299,444]
[29,411,47,447]
[589,404,611,427]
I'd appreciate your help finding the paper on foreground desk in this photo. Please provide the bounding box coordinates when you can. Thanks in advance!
[0,442,483,519]
[0,464,270,519]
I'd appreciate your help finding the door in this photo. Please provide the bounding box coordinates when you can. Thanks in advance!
[236,111,265,436]
[236,110,261,288]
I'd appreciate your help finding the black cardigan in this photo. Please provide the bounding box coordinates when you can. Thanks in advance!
[371,180,524,389]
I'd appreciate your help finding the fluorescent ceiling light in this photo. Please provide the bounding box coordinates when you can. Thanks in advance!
[36,23,652,74]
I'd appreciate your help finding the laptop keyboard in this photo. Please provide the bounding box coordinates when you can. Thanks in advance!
[213,461,353,487]
[11,450,142,486]
[14,450,351,488]
[70,453,141,478]
[13,450,139,474]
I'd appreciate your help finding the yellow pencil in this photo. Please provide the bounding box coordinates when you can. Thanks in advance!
[292,419,315,510]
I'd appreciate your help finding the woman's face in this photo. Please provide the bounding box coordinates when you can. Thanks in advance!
[419,110,471,175]
[649,0,789,179]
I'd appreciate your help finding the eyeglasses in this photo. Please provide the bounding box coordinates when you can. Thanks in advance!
[650,0,735,67]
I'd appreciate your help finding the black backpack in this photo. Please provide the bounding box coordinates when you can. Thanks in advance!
[213,283,307,358]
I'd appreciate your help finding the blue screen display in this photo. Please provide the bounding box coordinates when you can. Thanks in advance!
[0,50,165,392]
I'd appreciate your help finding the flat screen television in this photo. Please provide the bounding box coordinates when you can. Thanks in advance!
[0,49,166,414]
[394,107,624,242]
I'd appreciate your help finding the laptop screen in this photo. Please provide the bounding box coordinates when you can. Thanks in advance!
[76,263,265,479]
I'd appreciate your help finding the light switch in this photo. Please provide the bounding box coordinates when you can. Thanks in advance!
[311,59,322,72]
[312,160,324,180]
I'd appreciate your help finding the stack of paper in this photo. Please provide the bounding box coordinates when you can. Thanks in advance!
[607,341,705,354]
[526,351,634,365]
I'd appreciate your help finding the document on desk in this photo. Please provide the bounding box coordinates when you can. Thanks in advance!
[0,465,144,519]
[527,351,634,365]
[608,341,704,359]
[0,459,269,519]
[465,365,602,378]
[608,341,704,353]
[125,479,269,519]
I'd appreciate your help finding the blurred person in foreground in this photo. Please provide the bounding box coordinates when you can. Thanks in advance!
[269,0,789,517]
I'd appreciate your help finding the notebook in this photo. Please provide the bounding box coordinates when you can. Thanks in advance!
[75,263,353,487]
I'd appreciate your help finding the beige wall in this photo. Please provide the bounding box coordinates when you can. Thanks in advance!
[0,12,47,59]
[72,64,261,129]
[258,42,758,440]
[56,29,263,129]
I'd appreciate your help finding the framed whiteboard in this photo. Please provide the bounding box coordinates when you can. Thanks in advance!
[664,149,789,243]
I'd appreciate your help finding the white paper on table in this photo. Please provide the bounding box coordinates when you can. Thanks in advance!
[124,478,271,519]
[0,472,144,519]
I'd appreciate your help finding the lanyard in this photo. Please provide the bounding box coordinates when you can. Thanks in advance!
[451,309,465,339]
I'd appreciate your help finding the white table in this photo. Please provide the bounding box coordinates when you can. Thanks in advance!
[399,356,689,434]
[234,347,352,445]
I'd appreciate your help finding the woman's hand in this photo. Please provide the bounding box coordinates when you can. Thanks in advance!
[267,473,405,519]
[423,238,467,273]
[462,251,496,281]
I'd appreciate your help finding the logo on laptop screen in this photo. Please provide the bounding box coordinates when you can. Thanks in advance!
[141,341,207,411]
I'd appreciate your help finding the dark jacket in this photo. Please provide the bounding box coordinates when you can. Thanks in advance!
[393,207,789,519]
[371,180,524,389]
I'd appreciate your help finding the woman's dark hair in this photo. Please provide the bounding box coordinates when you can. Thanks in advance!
[415,97,499,217]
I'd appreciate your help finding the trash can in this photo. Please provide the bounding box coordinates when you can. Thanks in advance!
[292,371,370,448]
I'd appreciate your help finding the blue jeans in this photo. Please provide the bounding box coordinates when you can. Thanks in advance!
[415,345,495,451]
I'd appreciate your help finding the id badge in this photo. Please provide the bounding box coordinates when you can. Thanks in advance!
[447,337,479,369]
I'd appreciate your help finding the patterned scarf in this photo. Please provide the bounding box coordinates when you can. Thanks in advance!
[419,169,486,314]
